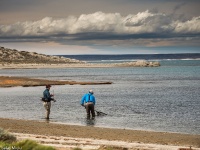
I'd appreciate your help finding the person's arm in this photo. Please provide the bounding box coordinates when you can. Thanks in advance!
[93,96,96,105]
[80,94,86,106]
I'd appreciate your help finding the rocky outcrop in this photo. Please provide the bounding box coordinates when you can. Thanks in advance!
[0,47,84,64]
[114,60,160,67]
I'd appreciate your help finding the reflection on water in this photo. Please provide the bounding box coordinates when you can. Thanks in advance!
[85,118,96,126]
[45,118,50,123]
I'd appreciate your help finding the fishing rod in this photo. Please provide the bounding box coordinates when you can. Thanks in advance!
[95,110,107,116]
[82,105,107,116]
[52,85,56,102]
[52,86,55,102]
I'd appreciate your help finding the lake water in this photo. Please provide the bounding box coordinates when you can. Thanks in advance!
[0,58,200,135]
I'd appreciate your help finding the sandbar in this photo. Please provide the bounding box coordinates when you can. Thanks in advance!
[0,76,112,87]
[0,61,160,69]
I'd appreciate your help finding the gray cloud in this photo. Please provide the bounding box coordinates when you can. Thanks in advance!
[0,0,46,12]
[1,0,200,24]
[173,2,187,13]
[0,10,199,42]
[0,0,199,54]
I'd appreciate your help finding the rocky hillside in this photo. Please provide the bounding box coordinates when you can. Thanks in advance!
[0,47,83,64]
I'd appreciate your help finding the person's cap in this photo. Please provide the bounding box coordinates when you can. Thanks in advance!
[89,89,93,94]
[46,84,51,88]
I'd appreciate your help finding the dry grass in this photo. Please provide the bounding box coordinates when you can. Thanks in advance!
[0,128,16,143]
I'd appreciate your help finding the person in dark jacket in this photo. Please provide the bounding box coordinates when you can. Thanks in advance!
[43,85,55,119]
[81,90,96,119]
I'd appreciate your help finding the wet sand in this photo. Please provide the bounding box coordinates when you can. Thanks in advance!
[0,118,199,149]
[0,76,112,87]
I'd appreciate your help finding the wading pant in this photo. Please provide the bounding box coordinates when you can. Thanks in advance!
[43,102,51,119]
[85,102,95,119]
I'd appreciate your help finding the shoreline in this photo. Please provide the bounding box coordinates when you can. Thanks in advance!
[0,61,160,69]
[0,63,113,69]
[0,118,199,149]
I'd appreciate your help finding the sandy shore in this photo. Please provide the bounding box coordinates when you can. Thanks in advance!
[0,61,160,69]
[0,118,199,150]
[0,63,112,69]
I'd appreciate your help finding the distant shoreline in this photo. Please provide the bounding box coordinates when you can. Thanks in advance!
[0,63,113,69]
[58,53,200,61]
[0,60,160,69]
[0,47,160,68]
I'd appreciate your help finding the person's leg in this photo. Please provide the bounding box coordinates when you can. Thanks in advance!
[91,104,95,119]
[85,104,90,119]
[43,102,48,119]
[45,102,51,119]
[46,109,50,119]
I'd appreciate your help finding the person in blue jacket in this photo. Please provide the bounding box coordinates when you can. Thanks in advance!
[81,90,96,119]
[43,85,55,119]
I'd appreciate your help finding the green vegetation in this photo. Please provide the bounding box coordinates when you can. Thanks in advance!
[0,128,16,142]
[0,128,55,150]
[15,140,55,150]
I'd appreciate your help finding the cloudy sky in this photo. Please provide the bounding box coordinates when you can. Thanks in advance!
[0,0,200,55]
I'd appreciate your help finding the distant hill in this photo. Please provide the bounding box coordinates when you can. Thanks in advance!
[0,47,83,64]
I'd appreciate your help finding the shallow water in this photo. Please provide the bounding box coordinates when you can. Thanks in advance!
[0,60,200,135]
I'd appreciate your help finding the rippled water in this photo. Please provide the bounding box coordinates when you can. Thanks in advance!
[0,60,200,135]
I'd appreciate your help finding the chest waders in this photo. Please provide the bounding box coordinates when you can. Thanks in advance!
[86,94,95,119]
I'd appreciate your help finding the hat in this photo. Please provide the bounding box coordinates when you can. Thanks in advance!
[89,89,93,94]
[46,85,51,88]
